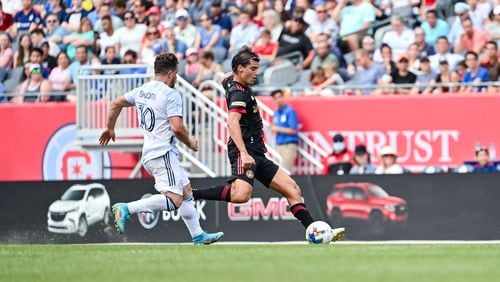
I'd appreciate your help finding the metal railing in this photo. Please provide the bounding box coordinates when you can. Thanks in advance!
[76,64,230,177]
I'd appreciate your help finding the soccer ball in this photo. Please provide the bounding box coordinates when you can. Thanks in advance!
[306,221,334,244]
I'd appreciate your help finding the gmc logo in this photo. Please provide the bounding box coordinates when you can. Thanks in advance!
[227,197,297,221]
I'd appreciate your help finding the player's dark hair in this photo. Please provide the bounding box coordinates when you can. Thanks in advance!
[231,46,260,72]
[154,52,178,74]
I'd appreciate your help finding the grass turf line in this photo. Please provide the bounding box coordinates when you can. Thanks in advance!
[1,244,499,282]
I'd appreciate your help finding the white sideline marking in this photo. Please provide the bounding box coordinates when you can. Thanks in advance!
[86,240,500,246]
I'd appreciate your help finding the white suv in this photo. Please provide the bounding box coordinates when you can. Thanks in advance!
[47,183,111,237]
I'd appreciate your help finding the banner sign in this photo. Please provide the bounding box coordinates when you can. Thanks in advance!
[1,174,499,243]
[259,93,500,171]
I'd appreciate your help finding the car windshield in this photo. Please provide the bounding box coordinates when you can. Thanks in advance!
[61,190,86,201]
[368,185,389,198]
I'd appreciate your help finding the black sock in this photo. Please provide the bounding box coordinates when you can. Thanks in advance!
[192,185,231,202]
[290,203,315,228]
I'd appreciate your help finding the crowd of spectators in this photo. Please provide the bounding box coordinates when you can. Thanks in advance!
[0,0,498,102]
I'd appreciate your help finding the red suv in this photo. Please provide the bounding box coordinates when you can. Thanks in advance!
[326,182,408,235]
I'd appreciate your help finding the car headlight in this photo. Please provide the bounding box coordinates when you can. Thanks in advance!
[384,204,396,211]
[66,207,79,213]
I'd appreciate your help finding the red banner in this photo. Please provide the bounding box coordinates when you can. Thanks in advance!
[259,93,500,171]
[0,103,139,181]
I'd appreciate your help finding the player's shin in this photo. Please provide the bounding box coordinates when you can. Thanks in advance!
[179,194,203,237]
[192,185,232,202]
[127,194,178,214]
[290,203,315,228]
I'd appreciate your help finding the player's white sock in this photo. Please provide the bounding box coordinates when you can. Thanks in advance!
[179,194,203,238]
[127,194,177,214]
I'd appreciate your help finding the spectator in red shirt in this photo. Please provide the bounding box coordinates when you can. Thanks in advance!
[454,17,490,54]
[322,133,354,175]
[0,2,13,32]
[252,29,278,62]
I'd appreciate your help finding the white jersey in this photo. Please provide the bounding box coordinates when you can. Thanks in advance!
[124,80,182,162]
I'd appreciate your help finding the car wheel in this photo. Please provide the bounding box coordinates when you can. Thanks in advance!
[329,208,343,226]
[102,208,110,225]
[369,211,385,236]
[78,215,88,237]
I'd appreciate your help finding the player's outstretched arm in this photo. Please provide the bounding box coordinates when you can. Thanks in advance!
[99,96,134,146]
[170,116,198,152]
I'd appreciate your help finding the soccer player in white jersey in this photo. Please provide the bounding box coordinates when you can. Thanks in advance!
[99,53,224,244]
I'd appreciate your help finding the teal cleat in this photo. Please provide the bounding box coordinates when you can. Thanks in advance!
[192,231,225,245]
[112,203,130,235]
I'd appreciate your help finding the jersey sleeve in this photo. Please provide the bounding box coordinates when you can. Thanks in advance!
[227,91,248,114]
[123,88,138,105]
[166,90,183,118]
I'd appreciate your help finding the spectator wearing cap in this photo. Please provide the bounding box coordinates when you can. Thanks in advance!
[114,11,147,58]
[277,16,315,69]
[174,9,197,48]
[421,9,449,46]
[454,17,490,54]
[146,6,169,36]
[270,89,299,172]
[448,2,483,46]
[414,56,436,94]
[188,0,211,26]
[210,1,232,39]
[310,40,339,73]
[93,3,124,34]
[0,2,14,32]
[391,53,417,94]
[331,0,375,52]
[381,15,415,61]
[13,63,52,103]
[472,146,498,172]
[305,3,339,49]
[460,51,489,92]
[413,26,435,57]
[163,26,187,61]
[348,49,386,95]
[375,146,404,174]
[133,0,151,25]
[322,133,354,175]
[350,144,376,175]
[229,10,260,55]
[429,36,464,73]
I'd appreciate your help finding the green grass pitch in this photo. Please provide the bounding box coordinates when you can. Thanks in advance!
[1,243,500,282]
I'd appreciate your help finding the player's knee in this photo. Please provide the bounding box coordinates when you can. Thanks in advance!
[231,189,252,203]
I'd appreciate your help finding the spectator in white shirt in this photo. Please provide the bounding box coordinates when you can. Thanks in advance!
[173,9,197,48]
[229,10,260,54]
[429,36,464,73]
[114,11,146,58]
[375,146,405,174]
[382,15,415,60]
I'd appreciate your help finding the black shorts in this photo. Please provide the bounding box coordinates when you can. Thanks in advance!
[228,147,279,187]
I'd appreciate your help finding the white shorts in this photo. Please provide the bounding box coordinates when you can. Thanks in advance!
[143,151,190,195]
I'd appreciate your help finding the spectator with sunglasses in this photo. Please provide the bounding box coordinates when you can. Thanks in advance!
[472,146,498,172]
[114,11,146,58]
[13,63,52,103]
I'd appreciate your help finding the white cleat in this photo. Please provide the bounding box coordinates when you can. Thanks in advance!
[331,227,346,242]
